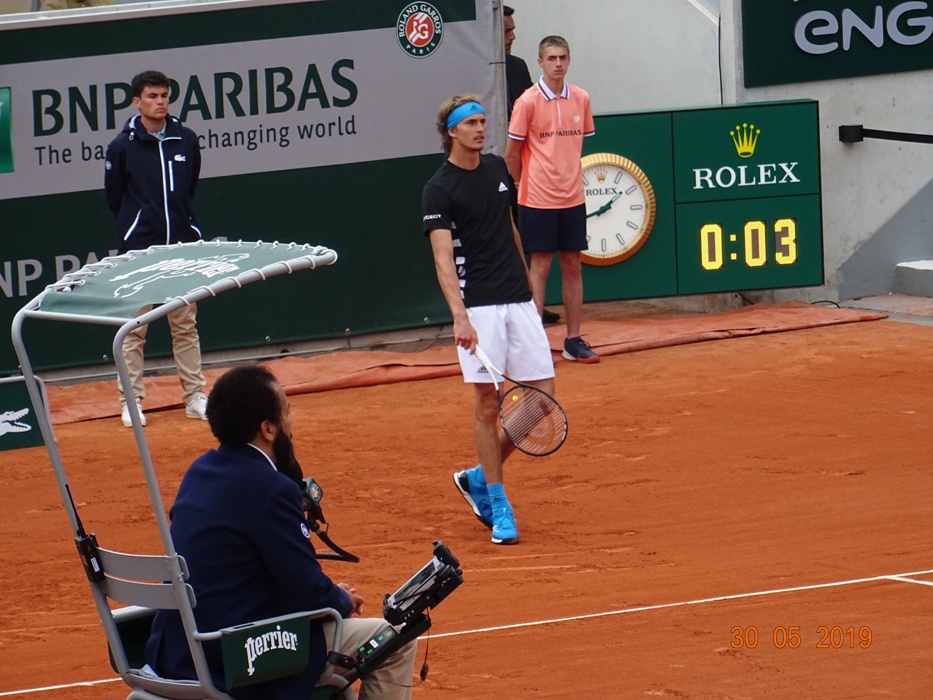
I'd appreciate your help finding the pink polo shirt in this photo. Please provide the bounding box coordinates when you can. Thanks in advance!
[508,79,595,209]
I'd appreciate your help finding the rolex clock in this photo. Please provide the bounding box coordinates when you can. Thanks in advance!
[580,153,657,266]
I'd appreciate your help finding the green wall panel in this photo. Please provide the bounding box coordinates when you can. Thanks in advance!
[4,154,451,372]
[578,111,678,301]
[545,100,823,308]
[742,0,933,87]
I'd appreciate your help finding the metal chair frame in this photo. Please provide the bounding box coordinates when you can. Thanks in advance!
[10,242,354,699]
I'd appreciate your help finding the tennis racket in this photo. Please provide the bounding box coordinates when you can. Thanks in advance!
[473,345,568,457]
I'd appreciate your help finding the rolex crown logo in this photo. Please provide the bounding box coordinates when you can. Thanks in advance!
[594,166,608,182]
[730,123,760,159]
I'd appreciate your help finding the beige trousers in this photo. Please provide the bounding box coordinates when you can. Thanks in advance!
[117,303,206,405]
[322,617,418,700]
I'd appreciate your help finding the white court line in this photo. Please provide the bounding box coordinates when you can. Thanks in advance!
[0,679,121,697]
[887,575,933,587]
[3,567,932,697]
[429,567,933,639]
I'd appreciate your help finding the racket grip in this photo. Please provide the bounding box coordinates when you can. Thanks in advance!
[473,345,492,371]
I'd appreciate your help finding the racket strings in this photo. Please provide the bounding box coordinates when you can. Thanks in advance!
[499,386,566,456]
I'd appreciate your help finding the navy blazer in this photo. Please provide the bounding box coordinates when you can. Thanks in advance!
[145,444,353,699]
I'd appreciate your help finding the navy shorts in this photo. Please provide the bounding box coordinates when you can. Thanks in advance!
[518,203,587,253]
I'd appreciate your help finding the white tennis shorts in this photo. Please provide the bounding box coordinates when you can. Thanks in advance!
[457,301,555,384]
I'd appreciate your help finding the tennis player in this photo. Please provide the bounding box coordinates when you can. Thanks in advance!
[422,95,556,545]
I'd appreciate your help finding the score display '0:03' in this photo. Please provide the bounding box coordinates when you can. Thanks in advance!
[700,218,798,270]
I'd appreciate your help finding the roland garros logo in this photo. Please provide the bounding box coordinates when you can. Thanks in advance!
[397,2,444,58]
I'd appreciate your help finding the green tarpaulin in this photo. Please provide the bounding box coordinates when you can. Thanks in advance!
[31,240,338,322]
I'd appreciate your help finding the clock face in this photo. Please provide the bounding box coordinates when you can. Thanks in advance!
[581,153,657,266]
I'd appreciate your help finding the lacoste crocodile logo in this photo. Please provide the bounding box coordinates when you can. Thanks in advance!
[0,408,31,436]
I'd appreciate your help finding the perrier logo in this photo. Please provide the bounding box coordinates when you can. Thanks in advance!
[0,87,13,174]
[397,3,444,58]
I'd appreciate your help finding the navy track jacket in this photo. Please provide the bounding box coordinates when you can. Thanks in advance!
[105,114,203,254]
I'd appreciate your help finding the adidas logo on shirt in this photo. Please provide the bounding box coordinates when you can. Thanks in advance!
[498,181,508,192]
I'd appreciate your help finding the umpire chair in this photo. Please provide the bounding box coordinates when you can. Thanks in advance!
[11,242,459,700]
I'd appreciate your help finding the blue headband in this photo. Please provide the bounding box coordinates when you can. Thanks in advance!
[446,101,485,130]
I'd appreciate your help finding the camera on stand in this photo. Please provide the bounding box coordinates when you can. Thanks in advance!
[347,541,463,676]
[383,541,462,626]
[300,473,463,680]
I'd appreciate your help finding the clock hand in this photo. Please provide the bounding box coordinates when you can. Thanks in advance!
[586,202,610,219]
[602,191,623,210]
[585,191,623,219]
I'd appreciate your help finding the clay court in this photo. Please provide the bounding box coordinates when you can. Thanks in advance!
[2,305,933,699]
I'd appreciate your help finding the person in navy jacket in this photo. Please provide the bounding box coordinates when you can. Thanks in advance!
[104,70,208,428]
[144,365,417,699]
[105,71,202,254]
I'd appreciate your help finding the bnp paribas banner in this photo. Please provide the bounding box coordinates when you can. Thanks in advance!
[0,0,499,197]
[0,0,501,372]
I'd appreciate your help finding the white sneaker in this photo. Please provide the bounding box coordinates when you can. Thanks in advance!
[121,401,146,428]
[185,395,208,421]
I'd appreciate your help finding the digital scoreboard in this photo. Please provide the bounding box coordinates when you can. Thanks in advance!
[569,100,823,302]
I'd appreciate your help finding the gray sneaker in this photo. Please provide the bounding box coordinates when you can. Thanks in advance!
[562,336,600,364]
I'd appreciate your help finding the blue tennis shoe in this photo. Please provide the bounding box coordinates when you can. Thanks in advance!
[453,466,492,529]
[491,504,519,545]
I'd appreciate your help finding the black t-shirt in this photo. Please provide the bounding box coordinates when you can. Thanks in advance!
[422,154,531,308]
[506,54,533,119]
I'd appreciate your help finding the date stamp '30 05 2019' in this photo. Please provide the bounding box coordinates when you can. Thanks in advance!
[730,626,872,650]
